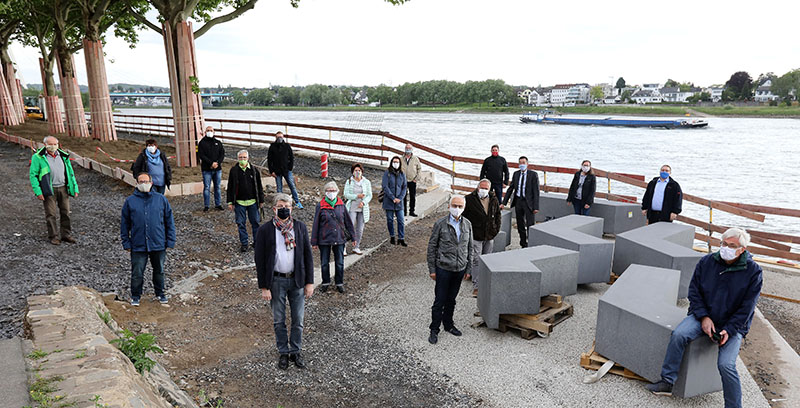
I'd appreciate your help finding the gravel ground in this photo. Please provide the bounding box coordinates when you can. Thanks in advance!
[354,260,770,407]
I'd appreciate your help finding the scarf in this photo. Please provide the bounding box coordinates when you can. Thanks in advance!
[324,196,337,208]
[146,149,162,166]
[273,216,296,250]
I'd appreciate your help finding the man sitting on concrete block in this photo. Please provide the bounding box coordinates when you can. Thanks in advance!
[646,228,762,408]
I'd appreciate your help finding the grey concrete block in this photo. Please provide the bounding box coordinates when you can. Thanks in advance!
[477,245,579,329]
[492,231,507,253]
[500,210,512,247]
[529,215,614,284]
[590,199,646,235]
[534,192,574,222]
[612,223,703,298]
[595,264,722,398]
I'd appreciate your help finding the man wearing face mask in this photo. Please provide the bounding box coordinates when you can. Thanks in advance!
[227,150,265,253]
[255,193,314,370]
[501,156,540,248]
[479,144,509,201]
[30,136,79,245]
[131,139,172,195]
[120,172,176,306]
[268,131,303,209]
[400,143,422,217]
[426,195,473,345]
[197,125,225,212]
[462,179,501,297]
[646,228,762,408]
[641,164,682,224]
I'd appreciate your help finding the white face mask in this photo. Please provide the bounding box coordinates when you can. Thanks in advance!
[147,146,157,154]
[205,131,214,138]
[449,206,464,219]
[45,145,58,153]
[137,182,152,193]
[719,246,740,261]
[477,188,489,199]
[325,191,337,201]
[519,164,528,171]
[392,162,400,169]
[582,165,590,173]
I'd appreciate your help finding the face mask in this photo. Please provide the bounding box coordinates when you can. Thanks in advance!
[276,137,284,143]
[205,131,213,138]
[326,192,337,201]
[491,152,499,157]
[405,149,412,155]
[519,164,527,171]
[45,145,58,153]
[660,171,670,179]
[450,206,464,219]
[477,188,489,199]
[392,162,400,169]
[719,246,739,261]
[353,171,362,178]
[276,207,291,220]
[137,182,152,193]
[239,159,248,167]
[582,165,591,172]
[147,146,157,154]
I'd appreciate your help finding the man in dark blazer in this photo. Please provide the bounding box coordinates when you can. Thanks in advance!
[255,193,314,370]
[641,164,683,224]
[501,156,540,247]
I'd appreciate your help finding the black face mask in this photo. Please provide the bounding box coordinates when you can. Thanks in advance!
[276,208,291,220]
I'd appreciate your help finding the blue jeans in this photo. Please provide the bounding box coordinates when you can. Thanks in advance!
[319,244,345,286]
[429,267,466,333]
[386,209,405,239]
[234,203,260,246]
[661,316,743,408]
[275,171,301,204]
[202,170,222,207]
[270,276,305,355]
[130,250,166,299]
[572,200,590,215]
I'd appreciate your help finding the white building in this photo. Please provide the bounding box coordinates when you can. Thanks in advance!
[754,80,779,102]
[631,89,662,104]
[642,83,661,90]
[550,84,574,105]
[705,86,725,102]
[660,87,701,103]
[603,95,620,104]
[566,84,590,103]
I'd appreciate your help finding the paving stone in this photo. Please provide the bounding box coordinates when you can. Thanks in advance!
[534,192,574,222]
[529,215,614,284]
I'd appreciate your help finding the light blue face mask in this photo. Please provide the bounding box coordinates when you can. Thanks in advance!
[519,164,528,171]
[660,171,670,179]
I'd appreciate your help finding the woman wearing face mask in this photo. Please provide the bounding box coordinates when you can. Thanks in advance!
[311,181,355,293]
[566,160,596,216]
[343,163,372,255]
[131,139,172,195]
[382,156,408,246]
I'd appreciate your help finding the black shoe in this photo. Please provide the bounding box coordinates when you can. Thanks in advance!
[251,242,256,249]
[399,239,407,247]
[290,353,306,369]
[215,205,224,211]
[428,331,438,344]
[645,380,673,396]
[336,285,345,293]
[278,354,289,370]
[240,244,249,253]
[409,212,418,217]
[203,207,209,212]
[319,284,329,293]
[446,327,462,336]
[390,237,396,245]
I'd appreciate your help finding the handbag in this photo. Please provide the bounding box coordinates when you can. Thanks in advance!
[377,189,384,204]
[334,212,353,242]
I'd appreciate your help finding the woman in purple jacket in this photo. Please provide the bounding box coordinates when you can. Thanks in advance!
[311,181,355,293]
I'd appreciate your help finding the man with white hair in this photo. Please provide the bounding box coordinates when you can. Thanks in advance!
[646,228,763,408]
[426,195,473,344]
[400,143,422,217]
[227,149,265,252]
[29,136,79,245]
[462,179,501,297]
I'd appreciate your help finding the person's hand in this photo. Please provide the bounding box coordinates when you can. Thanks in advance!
[670,213,677,221]
[211,162,218,169]
[358,202,364,208]
[357,193,365,199]
[429,273,436,281]
[533,209,539,214]
[259,202,264,208]
[701,316,716,339]
[312,245,318,250]
[584,204,590,209]
[74,193,78,198]
[464,273,471,281]
[304,284,314,299]
[271,172,276,177]
[36,194,44,201]
[719,329,729,346]
[641,209,647,216]
[228,204,234,211]
[261,288,272,302]
[566,201,571,206]
[499,204,505,210]
[393,198,401,204]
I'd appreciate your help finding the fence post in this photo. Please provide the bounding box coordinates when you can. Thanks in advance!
[451,158,456,192]
[608,173,612,196]
[708,201,713,253]
[543,171,547,190]
[328,129,332,154]
[248,122,252,145]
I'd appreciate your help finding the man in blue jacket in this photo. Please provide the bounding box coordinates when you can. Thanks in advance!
[646,228,762,408]
[120,172,176,306]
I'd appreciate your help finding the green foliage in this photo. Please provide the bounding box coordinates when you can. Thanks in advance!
[589,86,604,101]
[29,374,65,408]
[28,349,49,360]
[189,76,201,94]
[724,71,753,101]
[615,77,626,89]
[245,88,274,106]
[90,394,109,408]
[771,69,800,101]
[110,329,163,374]
[97,309,112,325]
[664,79,678,87]
[276,86,301,105]
[687,92,711,103]
[620,89,632,103]
[73,350,87,359]
[198,389,225,407]
[230,89,246,105]
[299,84,332,106]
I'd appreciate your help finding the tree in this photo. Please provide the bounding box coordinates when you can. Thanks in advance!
[367,84,394,105]
[299,84,328,106]
[687,92,711,104]
[590,86,604,101]
[770,69,799,102]
[0,0,25,125]
[245,88,272,105]
[678,82,694,92]
[276,86,300,105]
[620,89,632,103]
[615,77,626,92]
[664,79,678,88]
[724,71,753,101]
[230,89,245,104]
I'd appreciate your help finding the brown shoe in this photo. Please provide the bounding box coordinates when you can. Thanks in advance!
[472,289,478,298]
[50,238,61,245]
[61,236,76,244]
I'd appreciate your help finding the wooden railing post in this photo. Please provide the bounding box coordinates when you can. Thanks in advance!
[451,158,456,192]
[708,201,713,253]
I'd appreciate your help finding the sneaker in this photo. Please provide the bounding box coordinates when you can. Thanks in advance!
[446,326,462,336]
[336,285,345,293]
[61,236,76,244]
[278,354,289,370]
[319,284,329,293]
[409,212,418,217]
[290,353,306,369]
[352,247,363,255]
[343,248,348,257]
[240,244,249,253]
[645,380,673,396]
[428,331,438,344]
[158,295,168,304]
[296,202,304,209]
[50,238,61,245]
[130,297,140,307]
[203,207,209,212]
[214,205,224,211]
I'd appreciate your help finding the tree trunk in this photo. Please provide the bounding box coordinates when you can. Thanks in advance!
[0,64,20,126]
[39,57,66,134]
[56,50,89,138]
[163,20,204,167]
[83,38,116,141]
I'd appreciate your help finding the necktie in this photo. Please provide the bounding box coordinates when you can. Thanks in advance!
[518,171,526,197]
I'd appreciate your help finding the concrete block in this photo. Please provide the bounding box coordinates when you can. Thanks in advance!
[500,210,512,247]
[591,199,646,235]
[119,170,136,186]
[477,245,578,329]
[612,223,703,298]
[595,264,722,398]
[492,231,507,253]
[534,192,574,222]
[181,181,205,196]
[98,163,114,177]
[529,215,614,284]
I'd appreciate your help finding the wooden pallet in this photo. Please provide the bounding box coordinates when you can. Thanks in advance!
[473,295,573,339]
[580,344,648,382]
[607,273,620,284]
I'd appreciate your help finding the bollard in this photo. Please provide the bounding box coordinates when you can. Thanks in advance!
[321,153,328,178]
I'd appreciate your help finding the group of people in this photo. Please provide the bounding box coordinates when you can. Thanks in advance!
[29,135,762,408]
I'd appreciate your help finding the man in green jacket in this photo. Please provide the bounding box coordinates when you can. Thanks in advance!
[29,136,79,245]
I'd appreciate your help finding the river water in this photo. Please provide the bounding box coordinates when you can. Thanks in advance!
[120,108,800,239]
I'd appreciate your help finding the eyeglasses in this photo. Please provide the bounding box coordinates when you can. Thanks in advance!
[720,242,741,249]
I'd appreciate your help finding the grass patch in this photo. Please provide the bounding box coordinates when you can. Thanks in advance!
[90,395,109,408]
[692,105,800,116]
[110,329,163,374]
[28,374,66,407]
[27,349,49,360]
[73,350,86,359]
[96,309,112,325]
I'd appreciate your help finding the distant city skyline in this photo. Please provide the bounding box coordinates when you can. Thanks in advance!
[9,0,799,89]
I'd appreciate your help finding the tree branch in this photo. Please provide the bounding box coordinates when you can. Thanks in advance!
[127,6,163,35]
[193,0,258,39]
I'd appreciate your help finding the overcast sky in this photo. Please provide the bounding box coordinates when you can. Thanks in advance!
[9,0,800,89]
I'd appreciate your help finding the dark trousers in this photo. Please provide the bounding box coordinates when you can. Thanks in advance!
[429,267,466,333]
[514,198,535,247]
[404,181,417,215]
[43,186,71,239]
[234,203,260,246]
[153,185,166,195]
[490,182,504,203]
[572,200,590,215]
[319,244,345,286]
[646,210,671,224]
[130,250,166,299]
[270,276,305,355]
